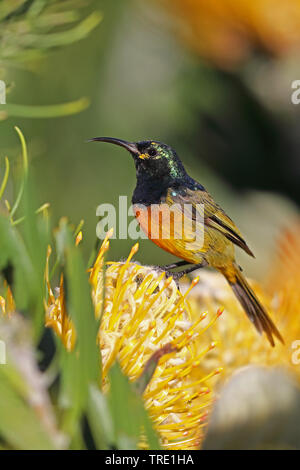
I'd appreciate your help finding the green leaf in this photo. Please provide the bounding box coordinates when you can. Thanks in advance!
[134,344,177,396]
[0,210,48,340]
[0,97,90,119]
[21,175,50,339]
[0,315,61,450]
[0,377,56,450]
[54,219,100,438]
[87,384,114,450]
[0,215,34,312]
[0,0,27,21]
[108,363,161,450]
[0,156,10,201]
[20,11,103,48]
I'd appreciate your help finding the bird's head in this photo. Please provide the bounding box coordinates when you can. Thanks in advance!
[90,137,187,183]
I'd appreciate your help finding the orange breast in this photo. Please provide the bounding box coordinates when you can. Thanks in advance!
[133,203,203,263]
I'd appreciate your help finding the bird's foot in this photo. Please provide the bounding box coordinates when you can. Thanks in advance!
[159,260,189,271]
[163,270,185,281]
[159,261,208,287]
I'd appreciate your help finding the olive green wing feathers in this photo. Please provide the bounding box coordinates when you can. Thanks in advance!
[168,188,255,258]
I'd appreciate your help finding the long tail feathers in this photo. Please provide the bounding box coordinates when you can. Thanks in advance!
[224,265,284,347]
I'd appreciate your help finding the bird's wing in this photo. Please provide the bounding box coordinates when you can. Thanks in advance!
[167,188,255,258]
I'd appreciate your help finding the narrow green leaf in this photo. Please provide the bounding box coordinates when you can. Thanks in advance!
[10,126,28,219]
[0,156,10,201]
[20,11,102,48]
[54,220,100,437]
[0,378,56,450]
[21,174,50,339]
[108,363,161,450]
[134,344,177,396]
[0,97,90,119]
[0,215,34,311]
[87,384,114,450]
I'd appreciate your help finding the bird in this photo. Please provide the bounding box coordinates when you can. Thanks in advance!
[90,137,283,347]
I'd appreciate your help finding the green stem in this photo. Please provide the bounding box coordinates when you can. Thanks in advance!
[0,156,10,201]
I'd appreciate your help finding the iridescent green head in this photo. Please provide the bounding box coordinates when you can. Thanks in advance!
[90,137,187,183]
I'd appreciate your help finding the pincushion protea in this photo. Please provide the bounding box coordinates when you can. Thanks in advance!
[45,230,222,449]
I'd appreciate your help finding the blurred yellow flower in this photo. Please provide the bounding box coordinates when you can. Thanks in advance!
[0,284,15,316]
[265,222,300,376]
[185,220,300,384]
[45,246,76,352]
[265,222,300,348]
[157,0,300,67]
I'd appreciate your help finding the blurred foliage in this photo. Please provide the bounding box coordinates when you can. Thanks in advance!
[0,0,101,119]
[0,314,63,450]
[0,0,102,66]
[0,98,90,119]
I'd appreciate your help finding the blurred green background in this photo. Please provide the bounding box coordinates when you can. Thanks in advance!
[1,0,300,279]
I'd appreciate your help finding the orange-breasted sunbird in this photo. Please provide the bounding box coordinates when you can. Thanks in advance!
[91,137,283,347]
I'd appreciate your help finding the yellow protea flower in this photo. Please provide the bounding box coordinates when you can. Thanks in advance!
[91,244,222,449]
[0,284,16,316]
[185,272,283,379]
[46,230,222,450]
[186,221,300,384]
[45,246,76,352]
[157,0,300,67]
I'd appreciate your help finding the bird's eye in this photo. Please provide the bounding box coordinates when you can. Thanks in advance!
[148,147,157,157]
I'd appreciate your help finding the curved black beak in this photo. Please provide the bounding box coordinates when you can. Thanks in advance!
[89,137,139,156]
